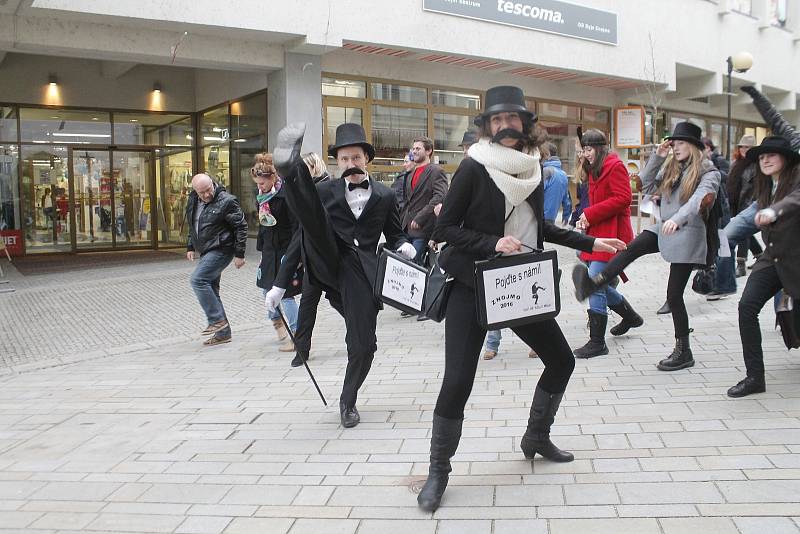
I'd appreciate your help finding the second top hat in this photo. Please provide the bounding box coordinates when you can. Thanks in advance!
[327,123,375,162]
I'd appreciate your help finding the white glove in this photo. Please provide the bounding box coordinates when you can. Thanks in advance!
[264,286,286,313]
[397,242,417,260]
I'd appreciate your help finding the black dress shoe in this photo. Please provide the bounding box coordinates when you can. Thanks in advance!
[727,376,766,398]
[339,402,360,428]
[291,351,309,368]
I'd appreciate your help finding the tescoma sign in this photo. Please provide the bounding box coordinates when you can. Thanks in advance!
[423,0,618,45]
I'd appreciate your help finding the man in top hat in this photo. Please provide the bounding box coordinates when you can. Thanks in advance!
[458,129,479,156]
[266,122,415,428]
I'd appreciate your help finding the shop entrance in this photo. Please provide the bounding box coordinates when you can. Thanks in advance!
[68,147,157,251]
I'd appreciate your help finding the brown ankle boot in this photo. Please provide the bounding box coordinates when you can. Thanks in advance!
[272,319,288,341]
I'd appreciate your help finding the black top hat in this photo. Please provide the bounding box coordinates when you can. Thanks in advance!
[474,85,536,126]
[746,135,800,166]
[328,123,375,162]
[666,122,704,150]
[458,129,479,147]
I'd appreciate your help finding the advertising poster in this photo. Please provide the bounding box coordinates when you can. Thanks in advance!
[481,257,556,325]
[381,255,426,312]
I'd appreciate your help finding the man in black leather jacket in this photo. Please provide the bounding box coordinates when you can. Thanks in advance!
[186,173,248,346]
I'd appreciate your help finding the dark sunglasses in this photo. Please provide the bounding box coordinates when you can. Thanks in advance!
[252,170,275,177]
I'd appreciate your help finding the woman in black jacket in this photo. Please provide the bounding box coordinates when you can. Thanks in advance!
[252,153,299,351]
[727,136,800,398]
[416,86,624,512]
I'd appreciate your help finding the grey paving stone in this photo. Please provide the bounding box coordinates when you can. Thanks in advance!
[734,517,800,534]
[493,519,548,534]
[549,518,661,534]
[287,518,359,534]
[224,517,294,534]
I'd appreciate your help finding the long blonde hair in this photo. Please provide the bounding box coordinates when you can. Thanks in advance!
[658,144,706,203]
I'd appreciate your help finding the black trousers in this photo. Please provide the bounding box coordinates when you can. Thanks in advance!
[282,163,378,408]
[736,237,763,260]
[434,281,575,420]
[738,264,783,379]
[293,276,324,354]
[599,230,694,337]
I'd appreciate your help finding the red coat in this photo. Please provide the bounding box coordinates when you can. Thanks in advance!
[579,152,634,263]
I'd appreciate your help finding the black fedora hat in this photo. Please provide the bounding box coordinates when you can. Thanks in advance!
[458,129,479,147]
[328,123,375,162]
[746,135,800,165]
[666,121,704,149]
[474,85,536,126]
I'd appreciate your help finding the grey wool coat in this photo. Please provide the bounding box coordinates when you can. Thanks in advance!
[640,154,721,265]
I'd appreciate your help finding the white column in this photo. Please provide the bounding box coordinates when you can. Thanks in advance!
[267,51,323,158]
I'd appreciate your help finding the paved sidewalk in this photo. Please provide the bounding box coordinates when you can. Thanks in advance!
[1,246,799,533]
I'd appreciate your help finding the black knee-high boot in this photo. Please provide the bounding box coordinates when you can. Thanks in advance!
[520,386,574,462]
[573,310,609,359]
[417,414,463,512]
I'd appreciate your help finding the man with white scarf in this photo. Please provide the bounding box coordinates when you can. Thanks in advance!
[416,85,626,512]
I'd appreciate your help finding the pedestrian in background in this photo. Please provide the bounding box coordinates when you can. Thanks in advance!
[186,173,247,346]
[541,142,571,225]
[252,153,299,352]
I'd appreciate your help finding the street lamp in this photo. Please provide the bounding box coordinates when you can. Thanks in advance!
[726,51,754,159]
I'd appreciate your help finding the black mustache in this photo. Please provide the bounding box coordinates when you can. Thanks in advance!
[492,128,526,144]
[341,167,366,179]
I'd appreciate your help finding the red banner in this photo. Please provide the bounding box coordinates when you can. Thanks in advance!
[0,230,23,256]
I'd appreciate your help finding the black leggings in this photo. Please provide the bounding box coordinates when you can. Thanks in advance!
[738,264,783,379]
[434,281,575,420]
[736,237,763,260]
[599,231,694,337]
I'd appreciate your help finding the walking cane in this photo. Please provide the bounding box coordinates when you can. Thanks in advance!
[276,306,327,406]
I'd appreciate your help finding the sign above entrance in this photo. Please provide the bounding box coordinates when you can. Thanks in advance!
[423,0,618,46]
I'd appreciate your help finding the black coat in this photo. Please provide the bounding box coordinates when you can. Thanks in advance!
[255,187,298,289]
[309,177,408,290]
[434,157,595,287]
[401,164,449,240]
[186,182,247,258]
[754,168,800,298]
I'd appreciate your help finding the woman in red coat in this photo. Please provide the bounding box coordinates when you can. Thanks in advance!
[573,130,643,358]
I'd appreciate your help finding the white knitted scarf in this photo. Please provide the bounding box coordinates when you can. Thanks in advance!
[468,138,542,206]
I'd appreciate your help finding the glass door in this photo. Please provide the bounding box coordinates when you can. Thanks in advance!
[71,149,113,249]
[69,148,155,251]
[114,151,154,247]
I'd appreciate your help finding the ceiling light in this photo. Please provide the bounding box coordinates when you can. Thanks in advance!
[48,74,58,86]
[153,82,162,93]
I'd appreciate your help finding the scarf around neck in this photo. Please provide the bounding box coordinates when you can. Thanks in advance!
[468,138,542,206]
[257,176,283,227]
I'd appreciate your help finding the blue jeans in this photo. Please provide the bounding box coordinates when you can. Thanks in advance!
[485,329,502,352]
[715,202,759,294]
[588,260,624,314]
[263,288,299,332]
[190,249,234,336]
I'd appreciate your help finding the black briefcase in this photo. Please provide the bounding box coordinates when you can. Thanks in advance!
[474,249,560,330]
[374,248,428,315]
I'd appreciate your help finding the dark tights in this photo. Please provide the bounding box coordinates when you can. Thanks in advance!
[599,230,694,337]
[434,281,575,420]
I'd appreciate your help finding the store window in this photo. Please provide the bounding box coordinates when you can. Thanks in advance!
[322,77,366,98]
[114,112,193,146]
[371,105,427,165]
[20,108,111,145]
[0,144,19,233]
[538,102,580,121]
[0,106,18,142]
[200,105,230,187]
[431,89,481,111]
[371,83,427,105]
[230,92,267,231]
[434,113,471,168]
[583,107,610,124]
[20,145,70,252]
[769,0,787,27]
